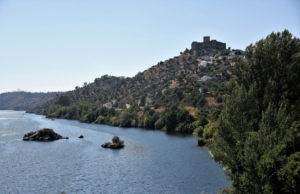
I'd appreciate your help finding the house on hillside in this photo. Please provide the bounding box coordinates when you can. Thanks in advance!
[199,75,213,82]
[103,102,112,108]
[198,60,208,67]
[199,87,203,93]
[229,49,244,56]
[201,55,211,61]
[199,87,208,93]
[137,98,152,106]
[145,98,152,106]
[218,55,234,60]
[126,104,131,108]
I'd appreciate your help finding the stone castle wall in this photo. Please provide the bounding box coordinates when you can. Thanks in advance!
[191,36,226,50]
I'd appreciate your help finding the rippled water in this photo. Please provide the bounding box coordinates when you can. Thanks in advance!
[0,110,230,193]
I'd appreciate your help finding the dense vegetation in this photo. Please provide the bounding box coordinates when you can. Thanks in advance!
[0,91,63,110]
[212,30,300,193]
[36,100,219,138]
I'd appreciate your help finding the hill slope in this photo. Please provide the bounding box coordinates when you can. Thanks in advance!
[33,48,231,111]
[0,91,63,110]
[28,47,233,137]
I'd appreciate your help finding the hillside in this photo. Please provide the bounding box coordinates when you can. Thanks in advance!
[28,75,125,112]
[0,91,63,110]
[31,47,232,112]
[27,47,235,138]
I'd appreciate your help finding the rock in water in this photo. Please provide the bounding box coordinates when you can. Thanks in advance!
[101,136,125,149]
[23,128,66,142]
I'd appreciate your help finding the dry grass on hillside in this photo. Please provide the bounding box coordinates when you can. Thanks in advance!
[206,97,217,106]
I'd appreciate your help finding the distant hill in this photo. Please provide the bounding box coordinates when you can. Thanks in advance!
[28,75,125,112]
[29,48,232,114]
[0,91,64,110]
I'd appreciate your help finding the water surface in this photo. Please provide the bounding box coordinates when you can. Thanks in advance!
[0,110,229,193]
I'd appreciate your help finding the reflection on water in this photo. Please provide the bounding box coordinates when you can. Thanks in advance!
[0,110,229,193]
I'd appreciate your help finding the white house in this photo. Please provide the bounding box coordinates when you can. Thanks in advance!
[229,49,245,56]
[103,102,112,108]
[227,55,234,60]
[126,104,131,108]
[201,55,211,61]
[200,75,212,82]
[198,60,208,67]
[138,98,152,106]
[145,98,152,106]
[199,87,202,93]
[229,51,236,56]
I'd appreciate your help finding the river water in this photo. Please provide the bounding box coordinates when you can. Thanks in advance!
[0,110,229,194]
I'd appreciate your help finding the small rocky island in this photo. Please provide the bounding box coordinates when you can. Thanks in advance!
[23,128,68,141]
[101,136,124,149]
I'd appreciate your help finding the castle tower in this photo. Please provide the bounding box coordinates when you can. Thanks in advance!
[203,36,210,42]
[191,42,198,50]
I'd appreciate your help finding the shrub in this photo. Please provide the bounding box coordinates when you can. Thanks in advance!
[38,128,55,136]
[216,96,223,103]
[193,126,204,136]
[203,122,217,139]
[112,136,124,145]
[198,138,205,146]
[175,122,196,134]
[95,115,105,124]
[154,118,165,129]
[138,121,144,128]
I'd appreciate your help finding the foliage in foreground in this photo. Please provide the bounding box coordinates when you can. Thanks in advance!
[212,30,300,193]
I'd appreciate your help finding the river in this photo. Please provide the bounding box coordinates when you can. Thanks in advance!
[0,110,230,193]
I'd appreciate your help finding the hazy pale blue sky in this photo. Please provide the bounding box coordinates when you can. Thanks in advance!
[0,0,299,93]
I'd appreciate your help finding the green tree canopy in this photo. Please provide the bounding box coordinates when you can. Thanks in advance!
[212,30,300,193]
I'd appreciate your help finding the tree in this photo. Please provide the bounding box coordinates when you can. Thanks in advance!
[57,95,71,106]
[139,95,146,106]
[212,30,300,193]
[112,136,124,145]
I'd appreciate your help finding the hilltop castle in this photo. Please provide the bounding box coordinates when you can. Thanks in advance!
[191,36,226,50]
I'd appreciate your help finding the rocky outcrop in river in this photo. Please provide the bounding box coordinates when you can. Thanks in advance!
[23,128,68,141]
[101,136,124,149]
[101,142,124,149]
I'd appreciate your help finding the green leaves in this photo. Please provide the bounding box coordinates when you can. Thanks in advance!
[213,30,300,193]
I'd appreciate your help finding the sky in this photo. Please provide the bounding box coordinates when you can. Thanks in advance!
[0,0,299,93]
